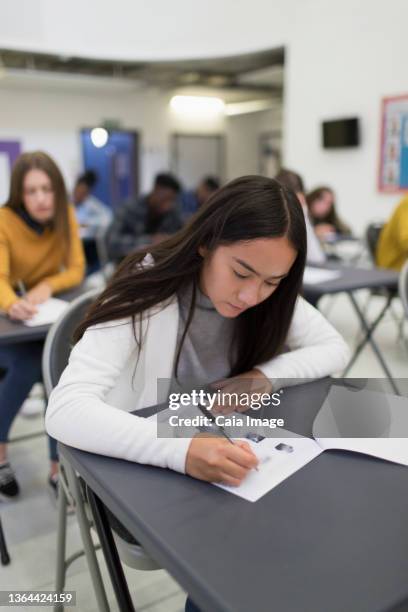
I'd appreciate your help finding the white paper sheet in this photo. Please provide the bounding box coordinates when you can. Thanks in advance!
[23,298,69,326]
[316,437,408,465]
[314,386,408,466]
[303,267,342,284]
[149,410,323,501]
[149,388,408,501]
[215,436,323,502]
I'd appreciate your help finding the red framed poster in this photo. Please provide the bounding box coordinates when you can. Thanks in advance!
[378,94,408,193]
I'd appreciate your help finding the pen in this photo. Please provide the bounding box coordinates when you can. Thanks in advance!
[197,403,259,471]
[17,280,27,298]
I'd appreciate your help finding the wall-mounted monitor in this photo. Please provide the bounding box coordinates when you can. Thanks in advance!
[322,117,360,148]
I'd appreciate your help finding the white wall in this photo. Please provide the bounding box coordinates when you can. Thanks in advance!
[0,84,166,193]
[283,0,408,231]
[0,0,289,60]
[0,83,228,194]
[0,80,284,195]
[226,107,282,179]
[1,0,407,229]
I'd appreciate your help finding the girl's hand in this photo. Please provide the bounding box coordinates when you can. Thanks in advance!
[315,223,336,239]
[210,369,272,415]
[8,299,38,321]
[26,282,52,305]
[186,435,259,486]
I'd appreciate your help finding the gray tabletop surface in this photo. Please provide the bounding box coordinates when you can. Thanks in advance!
[60,378,408,612]
[0,285,89,346]
[303,263,399,296]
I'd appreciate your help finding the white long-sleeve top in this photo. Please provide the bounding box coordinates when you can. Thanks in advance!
[303,205,326,264]
[46,295,350,474]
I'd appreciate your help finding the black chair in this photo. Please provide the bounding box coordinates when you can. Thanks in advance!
[0,516,10,565]
[365,222,384,264]
[399,260,408,317]
[362,222,403,335]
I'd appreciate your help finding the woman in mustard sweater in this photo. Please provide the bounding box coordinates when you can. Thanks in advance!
[0,151,85,498]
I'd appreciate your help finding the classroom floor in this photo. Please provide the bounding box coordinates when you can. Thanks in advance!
[1,290,407,612]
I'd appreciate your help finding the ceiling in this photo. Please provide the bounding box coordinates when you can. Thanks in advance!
[0,46,284,97]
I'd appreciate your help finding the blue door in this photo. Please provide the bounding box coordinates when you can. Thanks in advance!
[81,129,139,210]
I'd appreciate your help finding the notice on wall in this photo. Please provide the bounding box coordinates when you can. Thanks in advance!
[379,95,408,192]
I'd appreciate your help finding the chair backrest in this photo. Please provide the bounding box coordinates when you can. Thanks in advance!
[44,288,161,571]
[42,289,101,397]
[365,222,384,263]
[399,260,408,318]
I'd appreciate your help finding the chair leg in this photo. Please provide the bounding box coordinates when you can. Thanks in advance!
[0,517,10,566]
[54,478,68,612]
[389,299,402,325]
[63,461,110,612]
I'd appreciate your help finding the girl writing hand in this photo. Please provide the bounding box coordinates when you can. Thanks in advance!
[186,435,258,486]
[7,299,38,321]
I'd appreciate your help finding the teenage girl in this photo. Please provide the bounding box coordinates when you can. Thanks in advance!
[46,174,349,612]
[46,175,349,485]
[306,186,351,240]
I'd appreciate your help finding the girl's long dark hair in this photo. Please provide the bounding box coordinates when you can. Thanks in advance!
[75,175,307,376]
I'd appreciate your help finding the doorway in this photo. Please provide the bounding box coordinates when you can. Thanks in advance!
[171,134,224,189]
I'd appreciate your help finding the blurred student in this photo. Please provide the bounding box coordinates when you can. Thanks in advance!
[73,170,112,274]
[306,186,351,240]
[180,176,220,220]
[73,170,112,233]
[275,168,326,264]
[106,173,183,262]
[376,194,408,271]
[0,151,85,498]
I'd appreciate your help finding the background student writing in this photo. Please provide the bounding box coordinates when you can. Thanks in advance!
[46,175,349,489]
[0,151,85,499]
[306,186,351,240]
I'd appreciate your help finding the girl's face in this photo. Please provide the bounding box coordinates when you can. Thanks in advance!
[199,237,297,318]
[22,169,55,223]
[311,190,333,218]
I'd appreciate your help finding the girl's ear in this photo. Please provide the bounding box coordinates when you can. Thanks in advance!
[198,246,207,258]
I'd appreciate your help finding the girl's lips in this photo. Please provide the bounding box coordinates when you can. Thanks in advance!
[227,302,245,312]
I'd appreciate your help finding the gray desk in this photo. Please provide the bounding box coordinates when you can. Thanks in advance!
[303,263,400,394]
[60,379,408,612]
[0,286,87,346]
[303,262,398,297]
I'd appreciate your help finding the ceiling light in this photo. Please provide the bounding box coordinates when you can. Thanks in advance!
[170,95,225,116]
[225,100,275,116]
[90,127,108,148]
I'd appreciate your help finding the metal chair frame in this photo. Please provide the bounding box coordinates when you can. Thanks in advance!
[42,290,159,612]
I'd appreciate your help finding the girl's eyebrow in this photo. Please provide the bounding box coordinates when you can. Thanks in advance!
[233,257,288,280]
